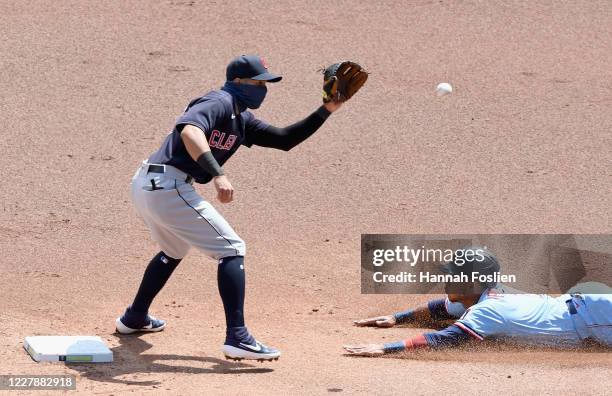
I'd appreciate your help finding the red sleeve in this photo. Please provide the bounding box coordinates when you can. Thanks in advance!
[403,334,429,349]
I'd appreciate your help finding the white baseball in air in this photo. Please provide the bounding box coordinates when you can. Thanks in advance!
[436,82,453,96]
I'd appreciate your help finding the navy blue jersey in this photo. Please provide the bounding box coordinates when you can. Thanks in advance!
[149,89,270,184]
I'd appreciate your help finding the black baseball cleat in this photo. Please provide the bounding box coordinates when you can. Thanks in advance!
[223,339,281,362]
[115,307,166,334]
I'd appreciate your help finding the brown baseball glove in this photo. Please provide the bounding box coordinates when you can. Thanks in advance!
[321,61,368,103]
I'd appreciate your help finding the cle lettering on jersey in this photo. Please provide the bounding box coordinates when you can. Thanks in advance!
[209,130,237,150]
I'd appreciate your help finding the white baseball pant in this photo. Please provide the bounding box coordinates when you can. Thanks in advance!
[130,161,245,260]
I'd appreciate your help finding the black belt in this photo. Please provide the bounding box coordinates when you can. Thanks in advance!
[147,164,165,173]
[147,164,193,184]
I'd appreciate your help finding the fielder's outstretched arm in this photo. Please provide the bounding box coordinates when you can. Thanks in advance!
[248,101,341,151]
[249,106,331,151]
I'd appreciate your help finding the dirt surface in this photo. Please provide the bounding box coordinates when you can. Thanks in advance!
[1,1,611,394]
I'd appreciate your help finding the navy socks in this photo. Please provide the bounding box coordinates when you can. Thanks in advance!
[131,251,181,314]
[225,326,255,346]
[218,255,246,327]
[218,255,253,343]
[130,253,251,344]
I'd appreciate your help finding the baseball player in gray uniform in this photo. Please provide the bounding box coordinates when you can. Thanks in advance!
[116,55,345,362]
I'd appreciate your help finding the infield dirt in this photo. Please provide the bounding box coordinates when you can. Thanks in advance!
[1,1,611,395]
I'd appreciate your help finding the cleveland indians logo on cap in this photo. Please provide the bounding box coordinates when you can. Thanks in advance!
[259,56,269,69]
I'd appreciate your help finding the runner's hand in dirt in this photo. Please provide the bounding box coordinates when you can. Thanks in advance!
[353,315,397,328]
[214,175,234,203]
[343,344,385,357]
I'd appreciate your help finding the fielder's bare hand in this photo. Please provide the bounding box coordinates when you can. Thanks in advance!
[343,343,386,357]
[353,315,397,328]
[323,100,343,113]
[214,175,234,203]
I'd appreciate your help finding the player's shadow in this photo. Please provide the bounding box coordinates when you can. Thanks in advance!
[66,334,273,386]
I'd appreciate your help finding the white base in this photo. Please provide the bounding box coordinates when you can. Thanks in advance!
[24,336,113,363]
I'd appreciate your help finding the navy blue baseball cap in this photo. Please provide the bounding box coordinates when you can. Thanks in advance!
[226,55,282,82]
